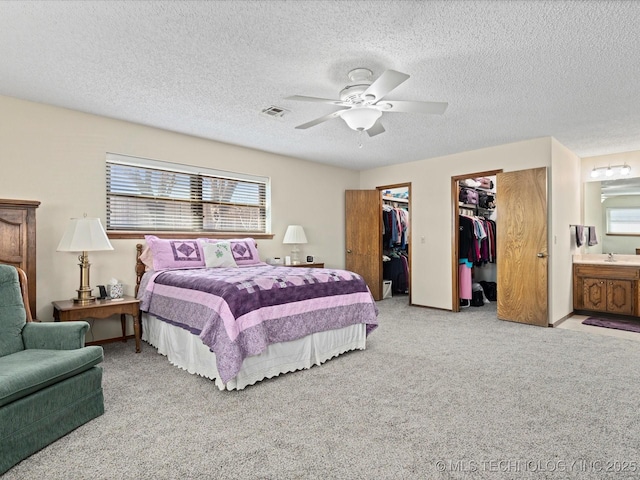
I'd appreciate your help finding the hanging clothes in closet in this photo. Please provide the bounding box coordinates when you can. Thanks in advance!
[383,202,410,294]
[459,215,496,265]
[382,204,409,249]
[458,214,497,303]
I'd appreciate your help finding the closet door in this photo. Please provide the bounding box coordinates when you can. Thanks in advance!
[345,190,382,300]
[496,167,548,326]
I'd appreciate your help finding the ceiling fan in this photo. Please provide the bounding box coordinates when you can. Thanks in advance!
[285,68,448,137]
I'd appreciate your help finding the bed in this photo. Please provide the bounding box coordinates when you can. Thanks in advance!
[134,238,378,390]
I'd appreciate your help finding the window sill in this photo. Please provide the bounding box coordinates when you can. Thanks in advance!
[107,231,275,240]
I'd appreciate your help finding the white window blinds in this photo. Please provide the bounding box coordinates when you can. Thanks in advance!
[106,154,270,233]
[606,207,640,234]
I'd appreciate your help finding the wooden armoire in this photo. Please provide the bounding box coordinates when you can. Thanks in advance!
[0,199,40,315]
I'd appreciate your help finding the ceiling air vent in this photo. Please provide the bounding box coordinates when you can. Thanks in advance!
[261,105,289,119]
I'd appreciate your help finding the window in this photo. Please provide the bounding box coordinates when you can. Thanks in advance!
[606,207,640,235]
[106,153,270,235]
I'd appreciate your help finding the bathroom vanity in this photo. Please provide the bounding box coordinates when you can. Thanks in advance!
[573,255,640,317]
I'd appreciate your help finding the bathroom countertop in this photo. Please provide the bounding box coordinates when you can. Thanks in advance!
[573,254,640,266]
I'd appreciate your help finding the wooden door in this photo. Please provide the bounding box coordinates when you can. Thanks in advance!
[345,190,382,300]
[496,167,548,326]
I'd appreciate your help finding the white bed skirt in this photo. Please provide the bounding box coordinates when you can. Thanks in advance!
[141,313,367,390]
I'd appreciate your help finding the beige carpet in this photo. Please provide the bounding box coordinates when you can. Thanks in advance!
[4,296,640,479]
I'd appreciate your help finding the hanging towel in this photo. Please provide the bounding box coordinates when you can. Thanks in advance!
[575,225,585,247]
[588,226,598,246]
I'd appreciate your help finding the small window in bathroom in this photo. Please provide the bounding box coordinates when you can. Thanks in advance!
[606,207,640,235]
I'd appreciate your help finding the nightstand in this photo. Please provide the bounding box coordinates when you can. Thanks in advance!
[52,296,141,353]
[288,262,324,268]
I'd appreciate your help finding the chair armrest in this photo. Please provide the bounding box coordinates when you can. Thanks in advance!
[22,321,89,350]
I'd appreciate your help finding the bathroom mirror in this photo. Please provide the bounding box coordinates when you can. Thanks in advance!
[584,177,640,254]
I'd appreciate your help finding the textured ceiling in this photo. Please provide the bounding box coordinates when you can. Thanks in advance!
[1,1,639,170]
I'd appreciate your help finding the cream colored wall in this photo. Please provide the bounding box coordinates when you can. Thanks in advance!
[583,181,604,254]
[550,138,582,323]
[0,95,359,340]
[360,137,581,323]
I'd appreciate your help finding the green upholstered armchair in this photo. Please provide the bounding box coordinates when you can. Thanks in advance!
[0,265,104,474]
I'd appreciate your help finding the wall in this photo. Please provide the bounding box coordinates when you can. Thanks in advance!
[583,181,604,254]
[550,138,582,323]
[0,95,360,340]
[360,137,581,323]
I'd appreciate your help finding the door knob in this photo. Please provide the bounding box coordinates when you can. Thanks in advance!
[346,249,352,254]
[537,252,547,258]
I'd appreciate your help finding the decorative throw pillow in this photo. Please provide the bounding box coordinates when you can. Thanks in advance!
[199,237,261,266]
[201,241,238,268]
[139,246,154,270]
[144,235,205,270]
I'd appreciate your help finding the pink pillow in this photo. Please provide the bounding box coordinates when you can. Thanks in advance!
[145,235,205,270]
[198,237,261,265]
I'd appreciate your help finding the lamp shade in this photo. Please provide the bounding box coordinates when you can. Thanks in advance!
[57,217,114,252]
[282,225,308,244]
[341,107,382,131]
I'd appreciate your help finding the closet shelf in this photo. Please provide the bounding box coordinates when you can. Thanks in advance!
[382,195,408,204]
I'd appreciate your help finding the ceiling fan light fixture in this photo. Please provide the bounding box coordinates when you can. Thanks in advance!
[341,107,382,131]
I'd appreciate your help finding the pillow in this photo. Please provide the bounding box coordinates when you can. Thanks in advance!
[199,237,262,266]
[139,246,154,270]
[201,241,238,268]
[144,235,205,270]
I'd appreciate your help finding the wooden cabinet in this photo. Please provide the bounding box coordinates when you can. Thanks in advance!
[0,199,40,315]
[573,264,638,317]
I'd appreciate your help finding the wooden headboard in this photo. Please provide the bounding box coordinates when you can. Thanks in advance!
[135,244,145,298]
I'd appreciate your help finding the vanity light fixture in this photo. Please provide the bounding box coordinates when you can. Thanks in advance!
[590,164,632,178]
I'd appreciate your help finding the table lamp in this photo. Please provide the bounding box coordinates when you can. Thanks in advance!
[57,216,113,305]
[283,225,307,265]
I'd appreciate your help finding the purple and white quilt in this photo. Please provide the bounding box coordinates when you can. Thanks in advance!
[138,264,378,383]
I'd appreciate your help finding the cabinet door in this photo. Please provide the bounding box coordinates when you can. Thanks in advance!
[0,207,28,269]
[582,277,607,312]
[607,279,634,315]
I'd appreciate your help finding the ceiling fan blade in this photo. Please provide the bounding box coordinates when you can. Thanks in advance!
[294,109,348,129]
[367,119,385,137]
[285,95,350,107]
[362,69,410,101]
[377,100,448,115]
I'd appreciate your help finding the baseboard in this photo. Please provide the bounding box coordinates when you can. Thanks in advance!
[550,312,574,328]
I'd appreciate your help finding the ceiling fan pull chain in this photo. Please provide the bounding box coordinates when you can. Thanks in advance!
[358,129,364,149]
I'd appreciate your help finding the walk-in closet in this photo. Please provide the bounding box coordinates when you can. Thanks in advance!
[457,175,497,310]
[381,185,410,301]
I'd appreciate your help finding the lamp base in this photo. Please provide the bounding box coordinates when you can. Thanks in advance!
[291,245,302,265]
[73,252,96,305]
[73,296,96,305]
[73,288,96,305]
